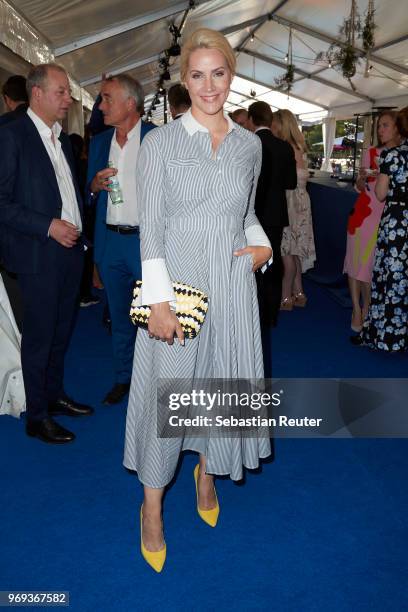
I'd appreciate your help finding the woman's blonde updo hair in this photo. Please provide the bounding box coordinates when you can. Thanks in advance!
[180,28,236,82]
[272,109,307,152]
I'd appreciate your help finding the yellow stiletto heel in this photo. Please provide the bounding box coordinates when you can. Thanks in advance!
[140,506,166,573]
[194,464,219,527]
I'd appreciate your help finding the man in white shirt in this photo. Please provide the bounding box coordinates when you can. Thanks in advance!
[87,75,155,405]
[0,63,93,444]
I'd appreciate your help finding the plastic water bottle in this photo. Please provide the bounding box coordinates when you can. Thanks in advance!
[108,161,123,205]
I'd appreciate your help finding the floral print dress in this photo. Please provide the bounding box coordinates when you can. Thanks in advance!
[281,167,316,272]
[360,143,408,352]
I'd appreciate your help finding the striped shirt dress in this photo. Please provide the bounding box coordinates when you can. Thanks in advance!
[124,111,272,488]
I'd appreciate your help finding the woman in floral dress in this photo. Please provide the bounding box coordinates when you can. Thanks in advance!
[355,108,408,352]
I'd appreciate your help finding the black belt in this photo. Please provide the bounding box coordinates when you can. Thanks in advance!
[106,224,139,235]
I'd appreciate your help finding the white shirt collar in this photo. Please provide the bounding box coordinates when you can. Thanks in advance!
[181,108,235,136]
[113,118,141,145]
[255,126,271,133]
[27,107,62,139]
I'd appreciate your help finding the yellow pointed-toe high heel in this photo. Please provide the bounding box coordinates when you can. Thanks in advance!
[194,464,219,527]
[140,506,166,573]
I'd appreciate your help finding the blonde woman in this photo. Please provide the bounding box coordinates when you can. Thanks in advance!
[344,111,400,332]
[271,109,316,309]
[124,28,272,572]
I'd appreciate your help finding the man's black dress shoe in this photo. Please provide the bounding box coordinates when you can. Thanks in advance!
[49,397,94,417]
[26,417,75,444]
[103,383,131,405]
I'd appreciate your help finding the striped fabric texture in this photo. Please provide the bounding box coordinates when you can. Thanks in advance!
[124,117,271,487]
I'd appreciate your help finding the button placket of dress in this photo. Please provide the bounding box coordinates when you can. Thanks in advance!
[211,128,231,164]
[215,141,230,199]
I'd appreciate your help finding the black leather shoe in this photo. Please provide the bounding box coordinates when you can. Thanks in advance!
[26,417,75,444]
[49,397,94,417]
[103,383,131,405]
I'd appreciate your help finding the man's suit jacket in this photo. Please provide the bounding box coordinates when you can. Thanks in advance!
[87,121,155,264]
[0,113,84,274]
[0,103,28,128]
[254,128,297,228]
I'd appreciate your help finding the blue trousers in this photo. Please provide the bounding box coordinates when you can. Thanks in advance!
[98,230,141,384]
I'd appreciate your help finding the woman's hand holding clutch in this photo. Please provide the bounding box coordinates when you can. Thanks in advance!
[234,245,273,272]
[148,302,185,345]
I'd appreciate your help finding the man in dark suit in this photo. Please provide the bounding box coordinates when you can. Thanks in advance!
[247,101,297,327]
[0,75,28,127]
[87,74,155,405]
[231,108,248,128]
[0,63,93,444]
[167,83,191,120]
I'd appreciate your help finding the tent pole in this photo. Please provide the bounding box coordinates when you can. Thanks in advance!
[352,115,360,185]
[163,89,168,124]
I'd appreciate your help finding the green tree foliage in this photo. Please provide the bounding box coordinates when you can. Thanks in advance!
[303,124,323,151]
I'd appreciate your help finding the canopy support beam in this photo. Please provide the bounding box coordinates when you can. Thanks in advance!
[373,34,408,52]
[223,12,408,76]
[54,0,212,56]
[269,14,408,76]
[240,49,374,102]
[80,55,160,87]
[233,0,290,49]
[234,71,330,111]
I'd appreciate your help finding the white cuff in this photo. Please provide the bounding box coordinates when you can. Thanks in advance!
[245,224,273,273]
[136,258,176,306]
[245,224,271,248]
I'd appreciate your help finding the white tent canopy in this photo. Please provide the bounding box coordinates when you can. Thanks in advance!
[1,0,407,126]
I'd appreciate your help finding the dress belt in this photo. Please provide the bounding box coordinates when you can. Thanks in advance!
[106,224,139,235]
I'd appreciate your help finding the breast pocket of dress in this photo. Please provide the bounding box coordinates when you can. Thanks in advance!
[230,157,253,194]
[167,158,208,201]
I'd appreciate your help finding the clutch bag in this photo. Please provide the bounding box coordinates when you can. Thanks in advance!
[130,280,208,339]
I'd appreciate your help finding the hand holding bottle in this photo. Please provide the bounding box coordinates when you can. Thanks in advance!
[90,166,117,194]
[90,161,123,204]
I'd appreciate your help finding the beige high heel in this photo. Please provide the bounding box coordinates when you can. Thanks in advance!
[293,291,307,307]
[351,308,363,333]
[280,297,294,311]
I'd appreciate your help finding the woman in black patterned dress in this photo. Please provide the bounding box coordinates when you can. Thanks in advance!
[355,108,408,352]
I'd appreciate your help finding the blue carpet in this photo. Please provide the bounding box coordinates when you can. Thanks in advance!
[1,284,407,611]
[265,279,407,378]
